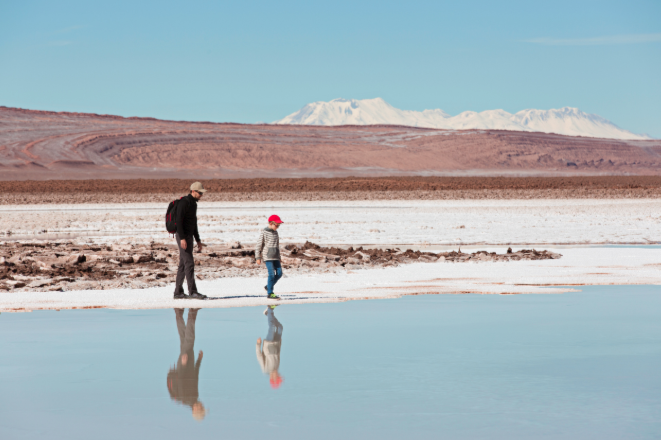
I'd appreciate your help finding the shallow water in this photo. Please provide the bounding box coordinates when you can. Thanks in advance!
[1,286,660,439]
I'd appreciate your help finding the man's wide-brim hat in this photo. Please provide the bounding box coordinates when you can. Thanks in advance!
[190,182,207,193]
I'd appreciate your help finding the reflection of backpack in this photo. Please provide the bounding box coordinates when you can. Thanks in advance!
[165,198,183,235]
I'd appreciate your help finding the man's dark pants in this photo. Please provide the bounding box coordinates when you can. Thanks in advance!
[175,308,198,353]
[175,233,199,295]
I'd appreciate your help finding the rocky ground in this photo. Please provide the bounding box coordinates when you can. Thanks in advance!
[0,241,560,292]
[1,176,660,204]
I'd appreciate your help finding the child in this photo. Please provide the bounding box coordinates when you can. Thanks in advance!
[256,305,284,389]
[255,215,284,299]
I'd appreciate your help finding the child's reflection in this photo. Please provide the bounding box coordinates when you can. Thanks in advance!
[167,308,206,420]
[256,305,284,389]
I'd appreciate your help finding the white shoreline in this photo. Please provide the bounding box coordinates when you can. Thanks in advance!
[2,247,659,312]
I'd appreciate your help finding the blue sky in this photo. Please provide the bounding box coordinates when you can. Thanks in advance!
[1,0,659,136]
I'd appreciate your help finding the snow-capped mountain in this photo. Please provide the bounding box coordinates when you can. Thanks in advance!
[274,98,648,140]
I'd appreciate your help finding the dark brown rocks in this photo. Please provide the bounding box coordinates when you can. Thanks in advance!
[0,240,561,292]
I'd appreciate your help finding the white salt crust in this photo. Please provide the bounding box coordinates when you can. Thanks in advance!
[3,199,660,246]
[1,247,659,312]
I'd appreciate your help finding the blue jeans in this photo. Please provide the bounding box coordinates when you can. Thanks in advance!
[265,308,283,342]
[265,260,283,295]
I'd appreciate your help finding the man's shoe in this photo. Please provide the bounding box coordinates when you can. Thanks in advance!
[267,293,281,300]
[189,292,208,300]
[173,292,188,299]
[264,286,268,294]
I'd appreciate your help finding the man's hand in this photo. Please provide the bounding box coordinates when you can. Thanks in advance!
[256,259,261,265]
[198,350,203,361]
[197,242,204,252]
[180,239,187,250]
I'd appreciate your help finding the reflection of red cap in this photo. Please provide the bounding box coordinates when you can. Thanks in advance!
[270,376,284,389]
[268,215,283,224]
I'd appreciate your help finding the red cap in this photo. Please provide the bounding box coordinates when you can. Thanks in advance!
[268,215,283,224]
[270,376,284,389]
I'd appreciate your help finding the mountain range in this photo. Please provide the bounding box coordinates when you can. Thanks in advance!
[1,105,659,180]
[274,98,648,140]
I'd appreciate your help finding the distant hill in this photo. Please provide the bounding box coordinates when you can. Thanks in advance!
[274,98,649,140]
[0,106,659,180]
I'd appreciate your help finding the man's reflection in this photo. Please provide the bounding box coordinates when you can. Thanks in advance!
[167,308,206,420]
[256,305,284,389]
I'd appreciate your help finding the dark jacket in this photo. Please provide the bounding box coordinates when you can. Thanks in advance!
[167,350,203,407]
[175,194,201,242]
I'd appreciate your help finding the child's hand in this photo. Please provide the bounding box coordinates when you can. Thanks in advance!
[256,259,261,265]
[257,338,262,345]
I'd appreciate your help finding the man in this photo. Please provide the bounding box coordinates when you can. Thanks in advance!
[167,308,206,421]
[174,182,207,300]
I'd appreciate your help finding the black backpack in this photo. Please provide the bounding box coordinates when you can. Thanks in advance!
[165,197,183,235]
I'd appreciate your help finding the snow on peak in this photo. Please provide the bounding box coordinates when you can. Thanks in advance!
[274,98,648,140]
[275,97,450,128]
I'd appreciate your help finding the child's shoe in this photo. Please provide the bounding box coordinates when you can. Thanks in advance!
[263,304,278,315]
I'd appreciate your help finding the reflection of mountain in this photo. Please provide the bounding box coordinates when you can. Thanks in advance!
[167,308,206,420]
[2,106,660,179]
[274,98,649,140]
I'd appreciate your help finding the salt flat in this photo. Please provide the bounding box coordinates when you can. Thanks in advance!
[1,247,659,312]
[4,199,660,245]
[2,199,659,311]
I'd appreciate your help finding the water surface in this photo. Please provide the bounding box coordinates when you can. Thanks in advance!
[1,286,660,439]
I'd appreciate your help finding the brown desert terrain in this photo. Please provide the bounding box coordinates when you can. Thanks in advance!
[1,106,660,180]
[1,176,660,204]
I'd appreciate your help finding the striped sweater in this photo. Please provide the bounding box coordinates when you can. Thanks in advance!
[255,227,281,261]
